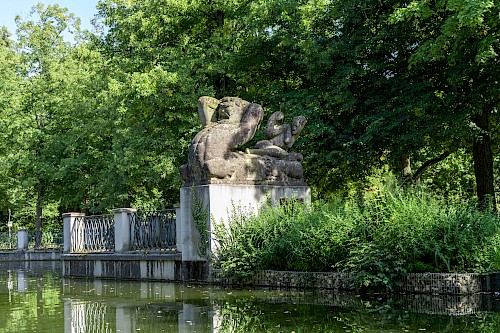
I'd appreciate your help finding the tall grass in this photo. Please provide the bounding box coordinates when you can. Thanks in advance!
[212,179,500,290]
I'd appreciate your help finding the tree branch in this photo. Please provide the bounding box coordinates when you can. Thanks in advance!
[412,151,452,181]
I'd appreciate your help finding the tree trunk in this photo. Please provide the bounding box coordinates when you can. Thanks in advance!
[214,9,226,98]
[35,184,43,248]
[400,154,412,185]
[472,108,496,210]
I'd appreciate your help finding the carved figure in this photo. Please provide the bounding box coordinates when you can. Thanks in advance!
[180,96,263,183]
[180,97,307,186]
[265,111,292,148]
[249,112,307,160]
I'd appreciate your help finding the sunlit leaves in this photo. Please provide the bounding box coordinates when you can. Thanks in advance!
[391,0,499,66]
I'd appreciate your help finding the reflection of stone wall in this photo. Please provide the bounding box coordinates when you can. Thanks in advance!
[252,291,362,308]
[65,300,116,333]
[394,294,482,316]
[210,288,495,317]
[213,291,487,316]
[135,305,179,332]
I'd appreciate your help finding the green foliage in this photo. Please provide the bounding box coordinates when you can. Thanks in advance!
[192,193,210,257]
[213,173,500,290]
[341,242,407,291]
[413,148,475,200]
[212,207,263,278]
[0,0,499,233]
[0,4,86,229]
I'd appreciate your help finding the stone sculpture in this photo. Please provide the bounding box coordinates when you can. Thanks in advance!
[248,111,307,160]
[180,96,307,186]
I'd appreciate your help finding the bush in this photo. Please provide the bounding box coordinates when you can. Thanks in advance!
[212,177,500,290]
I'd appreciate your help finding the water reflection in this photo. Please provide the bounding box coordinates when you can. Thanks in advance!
[1,261,500,333]
[0,261,64,333]
[62,279,215,333]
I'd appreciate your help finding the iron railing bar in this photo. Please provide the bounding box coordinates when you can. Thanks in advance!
[129,209,176,251]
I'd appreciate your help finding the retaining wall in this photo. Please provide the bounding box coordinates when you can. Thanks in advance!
[396,272,482,294]
[61,253,208,282]
[2,250,498,295]
[211,269,500,295]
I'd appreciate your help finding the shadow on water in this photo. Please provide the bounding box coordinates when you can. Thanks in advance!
[1,261,500,333]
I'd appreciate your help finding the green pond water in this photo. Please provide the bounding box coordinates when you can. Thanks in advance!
[0,262,499,333]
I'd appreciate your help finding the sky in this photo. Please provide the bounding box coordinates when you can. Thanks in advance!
[0,0,100,34]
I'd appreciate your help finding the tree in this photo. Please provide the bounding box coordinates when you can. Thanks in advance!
[5,4,85,234]
[92,0,312,207]
[0,27,21,227]
[288,0,447,193]
[92,0,333,206]
[290,0,500,204]
[390,0,500,207]
[91,0,205,209]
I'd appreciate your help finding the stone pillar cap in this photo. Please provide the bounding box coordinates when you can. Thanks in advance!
[112,208,137,213]
[62,212,86,218]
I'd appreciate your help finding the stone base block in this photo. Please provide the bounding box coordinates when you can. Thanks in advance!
[179,184,310,261]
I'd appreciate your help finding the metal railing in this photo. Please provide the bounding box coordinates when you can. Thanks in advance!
[0,232,17,250]
[28,230,63,249]
[129,210,176,251]
[71,215,115,253]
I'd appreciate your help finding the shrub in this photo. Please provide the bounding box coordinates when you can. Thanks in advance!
[212,178,500,290]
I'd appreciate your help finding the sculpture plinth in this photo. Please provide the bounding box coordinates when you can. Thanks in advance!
[182,155,307,187]
[178,184,311,261]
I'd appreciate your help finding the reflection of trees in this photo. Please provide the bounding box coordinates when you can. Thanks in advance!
[212,297,500,333]
[1,267,500,333]
[0,269,64,332]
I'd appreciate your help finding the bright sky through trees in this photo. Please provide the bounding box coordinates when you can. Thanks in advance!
[0,0,99,34]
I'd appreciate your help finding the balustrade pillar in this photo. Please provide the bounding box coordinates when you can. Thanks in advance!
[62,212,86,253]
[113,208,136,252]
[17,229,28,251]
[174,203,181,254]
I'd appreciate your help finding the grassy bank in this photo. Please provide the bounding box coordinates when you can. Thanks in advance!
[213,181,500,290]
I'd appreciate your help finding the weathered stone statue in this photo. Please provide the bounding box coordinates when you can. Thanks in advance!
[180,96,307,186]
[248,111,307,160]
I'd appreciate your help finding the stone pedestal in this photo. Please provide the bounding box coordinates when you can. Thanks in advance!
[17,230,29,251]
[178,184,310,264]
[113,208,136,252]
[62,212,86,253]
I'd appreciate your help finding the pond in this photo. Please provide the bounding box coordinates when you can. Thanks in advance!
[0,261,499,333]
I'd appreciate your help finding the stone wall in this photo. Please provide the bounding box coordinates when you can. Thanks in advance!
[61,253,208,282]
[396,272,482,294]
[211,269,492,295]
